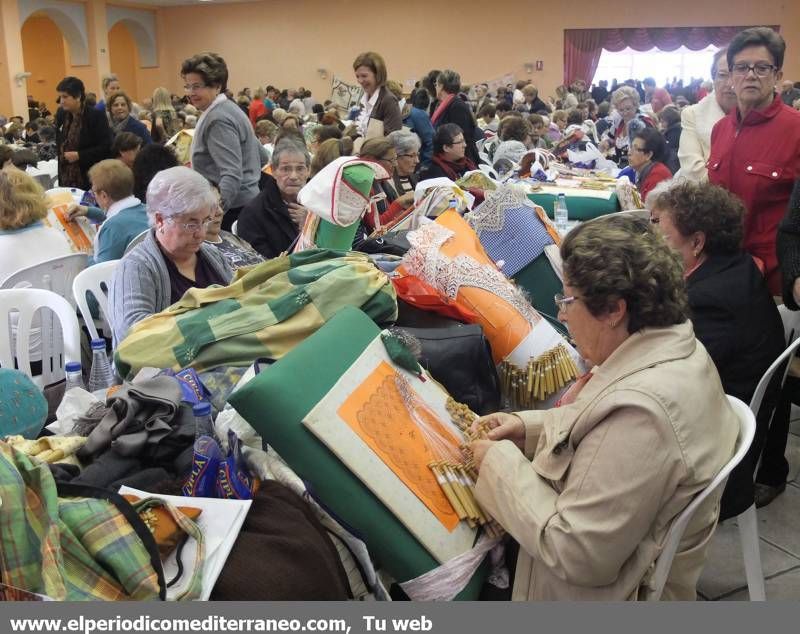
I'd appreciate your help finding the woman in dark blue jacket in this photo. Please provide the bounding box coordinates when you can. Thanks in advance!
[107,92,152,146]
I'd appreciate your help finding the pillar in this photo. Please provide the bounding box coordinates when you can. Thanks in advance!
[0,0,30,120]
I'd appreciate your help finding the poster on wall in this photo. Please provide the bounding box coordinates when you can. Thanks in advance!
[486,72,516,94]
[330,76,363,119]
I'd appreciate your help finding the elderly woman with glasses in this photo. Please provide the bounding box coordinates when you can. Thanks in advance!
[181,52,268,231]
[651,180,785,514]
[357,135,420,231]
[467,214,738,600]
[418,123,476,182]
[598,85,655,167]
[109,166,233,347]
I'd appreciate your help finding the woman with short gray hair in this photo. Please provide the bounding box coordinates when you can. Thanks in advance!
[430,69,480,165]
[599,85,654,167]
[181,52,268,231]
[387,130,421,195]
[109,166,233,346]
[238,136,311,259]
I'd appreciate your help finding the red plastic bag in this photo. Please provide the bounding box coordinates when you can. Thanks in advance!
[392,275,479,323]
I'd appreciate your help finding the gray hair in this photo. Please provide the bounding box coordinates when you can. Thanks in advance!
[271,136,311,170]
[611,85,640,108]
[437,69,462,95]
[711,47,728,79]
[644,178,678,212]
[387,130,421,155]
[146,166,216,225]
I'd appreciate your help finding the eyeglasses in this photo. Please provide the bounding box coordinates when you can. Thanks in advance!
[554,293,580,312]
[397,153,418,159]
[183,83,208,93]
[449,139,466,146]
[276,165,309,176]
[629,145,647,154]
[731,63,777,78]
[714,71,731,81]
[167,216,214,233]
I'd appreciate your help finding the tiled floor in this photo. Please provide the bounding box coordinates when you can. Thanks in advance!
[697,406,800,600]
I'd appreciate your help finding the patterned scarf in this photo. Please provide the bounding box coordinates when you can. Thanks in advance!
[59,105,84,188]
[430,94,456,125]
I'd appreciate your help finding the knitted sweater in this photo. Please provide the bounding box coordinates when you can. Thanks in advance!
[109,230,233,347]
[190,98,268,211]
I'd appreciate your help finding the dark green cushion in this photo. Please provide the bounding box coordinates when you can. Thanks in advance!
[528,192,619,221]
[315,219,360,250]
[513,253,569,336]
[229,306,485,598]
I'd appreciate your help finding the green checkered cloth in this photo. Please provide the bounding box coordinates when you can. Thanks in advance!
[0,442,163,601]
[115,249,398,379]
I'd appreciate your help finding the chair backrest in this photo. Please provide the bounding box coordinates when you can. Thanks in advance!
[648,395,755,600]
[124,229,149,255]
[0,253,88,306]
[778,304,800,344]
[45,187,85,204]
[0,288,81,384]
[72,260,120,341]
[748,335,800,419]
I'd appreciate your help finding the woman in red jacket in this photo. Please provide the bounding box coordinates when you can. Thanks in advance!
[630,128,672,203]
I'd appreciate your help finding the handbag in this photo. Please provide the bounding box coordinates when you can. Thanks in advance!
[395,323,501,415]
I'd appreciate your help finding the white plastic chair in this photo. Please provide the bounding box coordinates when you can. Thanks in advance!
[72,260,120,341]
[231,219,239,236]
[778,304,800,344]
[648,395,755,601]
[123,229,149,255]
[0,288,81,386]
[0,253,88,302]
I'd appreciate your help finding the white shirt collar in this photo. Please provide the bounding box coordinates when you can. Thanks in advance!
[106,195,141,221]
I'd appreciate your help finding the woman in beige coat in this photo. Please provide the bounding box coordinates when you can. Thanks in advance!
[471,215,739,601]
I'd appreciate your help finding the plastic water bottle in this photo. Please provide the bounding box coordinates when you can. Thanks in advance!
[448,198,459,214]
[554,193,569,234]
[65,361,85,391]
[192,402,215,440]
[87,339,114,394]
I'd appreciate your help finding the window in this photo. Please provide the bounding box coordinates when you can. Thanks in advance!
[593,45,719,85]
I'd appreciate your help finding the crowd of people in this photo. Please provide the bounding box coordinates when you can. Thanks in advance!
[1,24,800,601]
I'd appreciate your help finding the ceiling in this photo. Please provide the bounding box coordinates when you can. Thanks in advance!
[125,0,261,6]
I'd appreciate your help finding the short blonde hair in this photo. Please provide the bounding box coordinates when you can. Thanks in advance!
[0,169,48,230]
[611,85,640,108]
[88,159,134,202]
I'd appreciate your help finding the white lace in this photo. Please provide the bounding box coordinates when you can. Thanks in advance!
[465,184,538,233]
[404,223,541,325]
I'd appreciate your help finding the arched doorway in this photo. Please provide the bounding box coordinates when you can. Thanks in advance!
[21,13,67,111]
[108,22,140,102]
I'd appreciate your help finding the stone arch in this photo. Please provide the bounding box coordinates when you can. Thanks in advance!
[19,0,89,66]
[106,8,157,68]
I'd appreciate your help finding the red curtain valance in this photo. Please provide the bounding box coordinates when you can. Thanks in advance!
[563,25,781,86]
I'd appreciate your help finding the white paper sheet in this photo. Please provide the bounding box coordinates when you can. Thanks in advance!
[118,486,251,601]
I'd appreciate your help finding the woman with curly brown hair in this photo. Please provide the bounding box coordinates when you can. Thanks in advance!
[466,214,738,600]
[651,180,785,514]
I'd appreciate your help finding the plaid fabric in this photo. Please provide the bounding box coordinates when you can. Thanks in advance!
[115,249,398,379]
[467,187,559,278]
[476,205,556,277]
[0,442,162,601]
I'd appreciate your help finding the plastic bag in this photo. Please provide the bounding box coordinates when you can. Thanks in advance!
[391,275,479,323]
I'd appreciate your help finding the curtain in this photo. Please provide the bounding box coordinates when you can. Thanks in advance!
[563,26,781,85]
[563,29,605,91]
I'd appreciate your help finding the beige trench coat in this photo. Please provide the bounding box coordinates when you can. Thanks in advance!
[474,322,739,600]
